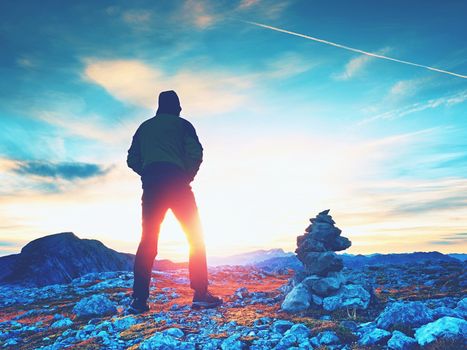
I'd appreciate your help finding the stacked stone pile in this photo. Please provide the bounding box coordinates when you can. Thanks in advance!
[282,209,371,313]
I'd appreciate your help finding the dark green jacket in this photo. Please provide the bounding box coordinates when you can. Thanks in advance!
[127,113,203,181]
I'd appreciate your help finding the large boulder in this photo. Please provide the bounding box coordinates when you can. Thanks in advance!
[358,328,391,346]
[281,283,310,312]
[139,332,195,350]
[315,330,340,345]
[387,330,417,350]
[325,236,351,251]
[73,294,117,318]
[307,274,343,296]
[303,252,343,276]
[322,284,371,311]
[376,301,434,330]
[414,316,467,346]
[271,320,294,334]
[455,297,467,318]
[284,323,311,342]
[432,306,463,319]
[296,237,327,256]
[310,224,341,242]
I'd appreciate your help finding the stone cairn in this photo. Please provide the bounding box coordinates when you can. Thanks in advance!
[281,209,371,315]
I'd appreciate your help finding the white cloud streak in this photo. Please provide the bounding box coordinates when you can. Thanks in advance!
[359,90,467,124]
[334,47,390,80]
[241,20,467,79]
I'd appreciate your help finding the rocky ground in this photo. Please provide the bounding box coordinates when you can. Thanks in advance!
[0,261,465,349]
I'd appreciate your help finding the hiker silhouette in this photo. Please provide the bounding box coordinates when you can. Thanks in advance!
[127,90,222,313]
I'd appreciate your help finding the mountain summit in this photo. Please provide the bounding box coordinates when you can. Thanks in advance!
[0,232,134,287]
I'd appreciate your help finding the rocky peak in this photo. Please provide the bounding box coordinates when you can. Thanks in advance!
[21,232,81,254]
[0,232,134,287]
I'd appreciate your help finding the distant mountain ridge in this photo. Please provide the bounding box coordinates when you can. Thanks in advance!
[208,248,293,266]
[339,251,459,269]
[448,253,467,261]
[0,232,185,287]
[1,233,464,287]
[253,251,463,272]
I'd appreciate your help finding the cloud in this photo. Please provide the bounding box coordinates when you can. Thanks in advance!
[390,195,467,215]
[17,56,36,68]
[238,0,261,10]
[0,158,114,197]
[82,53,318,118]
[122,9,152,25]
[235,0,290,19]
[182,0,216,29]
[335,55,372,80]
[263,52,317,79]
[36,110,135,146]
[389,79,419,98]
[83,59,252,116]
[13,160,110,181]
[335,47,390,80]
[263,1,291,19]
[429,232,467,245]
[359,89,467,124]
[382,77,433,106]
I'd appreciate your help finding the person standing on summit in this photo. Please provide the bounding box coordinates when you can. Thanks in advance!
[127,90,222,313]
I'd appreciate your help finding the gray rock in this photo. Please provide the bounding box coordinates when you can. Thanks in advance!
[112,316,137,331]
[302,275,320,289]
[309,275,343,296]
[376,301,434,330]
[340,320,358,331]
[164,327,184,338]
[72,294,117,318]
[221,334,245,350]
[281,283,310,312]
[310,293,323,306]
[322,284,371,311]
[432,306,463,319]
[358,328,391,346]
[275,333,297,349]
[316,330,340,345]
[414,316,467,346]
[284,323,311,342]
[296,237,327,256]
[271,320,294,334]
[51,318,73,328]
[455,297,467,317]
[387,330,417,350]
[310,224,341,242]
[139,333,181,350]
[303,252,343,276]
[326,236,351,251]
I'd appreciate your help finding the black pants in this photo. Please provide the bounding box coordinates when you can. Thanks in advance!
[132,162,208,301]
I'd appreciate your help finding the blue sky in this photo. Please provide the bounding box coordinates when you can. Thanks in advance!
[1,0,466,259]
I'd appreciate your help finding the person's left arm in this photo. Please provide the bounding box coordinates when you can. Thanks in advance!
[127,128,143,175]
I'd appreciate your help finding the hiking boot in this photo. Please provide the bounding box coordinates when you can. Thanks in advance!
[128,298,150,314]
[192,290,223,309]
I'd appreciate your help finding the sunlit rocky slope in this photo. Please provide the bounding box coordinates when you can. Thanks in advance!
[0,223,465,349]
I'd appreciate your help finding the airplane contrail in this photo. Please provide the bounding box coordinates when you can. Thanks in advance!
[241,20,467,79]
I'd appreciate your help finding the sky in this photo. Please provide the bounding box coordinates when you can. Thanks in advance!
[1,0,466,260]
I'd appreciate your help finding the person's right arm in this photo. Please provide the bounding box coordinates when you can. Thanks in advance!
[127,128,143,176]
